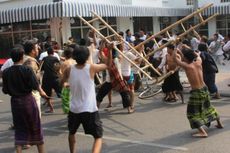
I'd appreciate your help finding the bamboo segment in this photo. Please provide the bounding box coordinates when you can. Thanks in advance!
[77,14,153,80]
[180,23,187,32]
[106,34,116,39]
[98,26,107,31]
[153,38,160,48]
[87,17,99,23]
[134,3,214,50]
[166,31,171,38]
[198,13,204,22]
[91,11,162,77]
[145,13,218,58]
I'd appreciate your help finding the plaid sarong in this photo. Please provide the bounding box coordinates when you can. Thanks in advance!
[109,62,129,92]
[61,87,70,114]
[187,86,219,129]
[11,94,43,145]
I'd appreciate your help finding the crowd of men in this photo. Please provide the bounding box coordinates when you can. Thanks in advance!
[1,27,229,153]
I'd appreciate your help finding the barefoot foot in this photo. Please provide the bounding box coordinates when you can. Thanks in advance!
[192,133,208,138]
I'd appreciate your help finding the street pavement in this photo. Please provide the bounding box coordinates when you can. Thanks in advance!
[0,62,230,153]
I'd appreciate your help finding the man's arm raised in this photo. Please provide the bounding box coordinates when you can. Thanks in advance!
[173,49,189,69]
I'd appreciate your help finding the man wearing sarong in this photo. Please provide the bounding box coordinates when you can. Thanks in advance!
[2,47,47,153]
[161,44,183,103]
[173,46,223,138]
[60,47,76,114]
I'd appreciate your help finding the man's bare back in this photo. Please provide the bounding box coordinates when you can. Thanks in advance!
[173,49,206,90]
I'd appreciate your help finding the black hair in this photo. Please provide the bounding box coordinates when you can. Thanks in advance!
[79,39,86,46]
[198,43,207,52]
[73,46,89,65]
[125,29,130,35]
[63,47,73,59]
[182,48,197,63]
[118,31,124,37]
[11,47,24,63]
[134,32,140,38]
[162,39,168,44]
[47,47,54,55]
[214,33,218,38]
[24,40,37,55]
[182,39,190,46]
[167,44,175,50]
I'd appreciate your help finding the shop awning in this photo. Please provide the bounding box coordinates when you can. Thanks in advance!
[0,1,192,24]
[202,4,230,16]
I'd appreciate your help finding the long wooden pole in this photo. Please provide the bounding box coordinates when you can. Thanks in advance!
[134,3,214,50]
[77,14,153,80]
[145,13,218,58]
[91,11,162,76]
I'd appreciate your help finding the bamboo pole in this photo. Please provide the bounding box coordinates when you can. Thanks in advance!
[77,14,153,80]
[145,13,218,58]
[91,11,162,76]
[134,3,214,50]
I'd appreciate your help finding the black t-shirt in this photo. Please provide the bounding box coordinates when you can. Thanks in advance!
[2,65,39,97]
[42,55,60,80]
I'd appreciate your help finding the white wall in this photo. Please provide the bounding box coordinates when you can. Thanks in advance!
[162,0,189,8]
[132,0,162,7]
[199,0,230,6]
[116,17,134,34]
[0,0,53,10]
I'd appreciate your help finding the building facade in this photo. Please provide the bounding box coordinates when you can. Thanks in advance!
[0,0,230,58]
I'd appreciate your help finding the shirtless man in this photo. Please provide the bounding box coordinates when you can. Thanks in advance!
[161,44,183,103]
[173,47,223,138]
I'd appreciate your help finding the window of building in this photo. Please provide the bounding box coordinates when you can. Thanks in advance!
[133,17,153,33]
[221,0,230,2]
[216,15,230,36]
[71,17,117,43]
[186,0,193,5]
[0,20,50,58]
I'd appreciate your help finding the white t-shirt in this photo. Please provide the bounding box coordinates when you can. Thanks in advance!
[0,58,14,71]
[190,37,200,51]
[69,64,98,113]
[140,35,147,41]
[209,41,223,56]
[39,51,60,61]
[121,51,137,76]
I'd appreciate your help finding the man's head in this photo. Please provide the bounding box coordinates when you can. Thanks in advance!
[167,44,175,54]
[63,47,73,59]
[118,31,124,37]
[125,29,131,36]
[24,39,39,57]
[11,47,24,63]
[73,46,89,65]
[139,28,145,36]
[213,33,218,41]
[182,48,197,63]
[47,47,54,55]
[198,43,207,52]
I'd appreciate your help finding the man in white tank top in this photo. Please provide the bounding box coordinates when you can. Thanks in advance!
[61,44,112,153]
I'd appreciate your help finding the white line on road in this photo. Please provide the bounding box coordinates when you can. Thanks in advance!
[43,127,188,151]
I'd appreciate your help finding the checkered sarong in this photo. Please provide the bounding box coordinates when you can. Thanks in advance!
[109,62,129,92]
[187,86,219,129]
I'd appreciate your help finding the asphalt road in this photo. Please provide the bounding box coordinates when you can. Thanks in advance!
[0,88,230,153]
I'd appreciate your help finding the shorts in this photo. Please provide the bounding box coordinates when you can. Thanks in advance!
[123,75,134,91]
[42,78,61,97]
[68,111,103,138]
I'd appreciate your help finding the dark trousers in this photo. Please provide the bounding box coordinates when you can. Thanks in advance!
[203,73,218,94]
[96,82,130,108]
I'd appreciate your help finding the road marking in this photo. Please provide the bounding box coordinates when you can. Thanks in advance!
[43,127,188,151]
